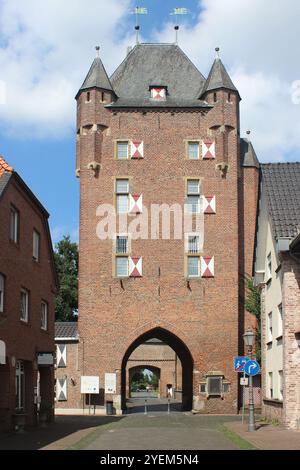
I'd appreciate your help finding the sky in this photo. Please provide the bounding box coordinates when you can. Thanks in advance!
[0,0,299,244]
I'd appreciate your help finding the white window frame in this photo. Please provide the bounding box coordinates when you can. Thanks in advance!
[278,303,283,337]
[278,370,283,401]
[33,230,40,262]
[186,233,201,254]
[116,141,129,160]
[268,372,273,399]
[116,179,129,214]
[187,256,200,278]
[187,179,201,215]
[41,301,48,331]
[20,288,29,323]
[115,234,129,254]
[116,256,129,278]
[10,205,19,243]
[268,312,273,342]
[187,141,200,160]
[0,274,4,313]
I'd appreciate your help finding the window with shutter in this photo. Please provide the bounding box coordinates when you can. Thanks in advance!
[131,141,144,159]
[187,180,201,214]
[187,256,200,278]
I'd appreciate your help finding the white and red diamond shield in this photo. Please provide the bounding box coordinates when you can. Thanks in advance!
[131,141,144,159]
[151,88,166,100]
[202,140,216,160]
[201,256,215,278]
[203,195,216,214]
[129,194,143,214]
[129,256,143,277]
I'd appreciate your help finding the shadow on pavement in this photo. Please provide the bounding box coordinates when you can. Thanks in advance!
[0,415,124,450]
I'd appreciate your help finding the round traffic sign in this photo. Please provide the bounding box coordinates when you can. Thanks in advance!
[244,360,260,376]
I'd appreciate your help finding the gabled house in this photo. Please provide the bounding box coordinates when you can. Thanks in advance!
[0,156,57,431]
[254,163,300,429]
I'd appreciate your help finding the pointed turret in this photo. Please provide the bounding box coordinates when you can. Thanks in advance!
[76,47,115,99]
[200,48,240,100]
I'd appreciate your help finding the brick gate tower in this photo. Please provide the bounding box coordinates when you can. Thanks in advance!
[75,43,259,414]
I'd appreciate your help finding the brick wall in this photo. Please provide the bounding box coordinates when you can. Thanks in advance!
[76,85,258,414]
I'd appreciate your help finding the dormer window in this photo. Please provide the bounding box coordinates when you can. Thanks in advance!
[150,86,167,101]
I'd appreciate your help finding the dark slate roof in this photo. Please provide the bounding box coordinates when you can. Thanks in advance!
[110,43,207,108]
[240,138,260,168]
[0,171,12,197]
[201,58,238,96]
[262,163,300,239]
[78,57,114,95]
[55,322,79,340]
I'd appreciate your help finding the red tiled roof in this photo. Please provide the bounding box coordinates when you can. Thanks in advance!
[0,156,13,178]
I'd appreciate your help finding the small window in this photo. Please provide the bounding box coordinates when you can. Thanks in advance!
[0,274,4,313]
[228,93,232,102]
[33,230,40,262]
[41,301,48,331]
[10,205,19,243]
[116,257,129,278]
[101,91,105,102]
[267,253,272,280]
[213,92,217,103]
[116,179,129,214]
[86,91,91,102]
[116,142,129,160]
[150,87,166,100]
[278,303,283,337]
[188,256,200,278]
[20,289,29,323]
[268,312,273,342]
[278,370,283,400]
[187,235,200,254]
[187,179,201,214]
[223,383,230,393]
[207,376,223,396]
[200,383,206,393]
[269,372,273,399]
[188,142,199,160]
[116,236,128,254]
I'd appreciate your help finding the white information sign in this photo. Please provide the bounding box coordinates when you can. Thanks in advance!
[240,377,249,386]
[81,376,100,394]
[105,373,117,394]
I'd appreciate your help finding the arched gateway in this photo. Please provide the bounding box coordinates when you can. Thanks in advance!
[121,328,193,412]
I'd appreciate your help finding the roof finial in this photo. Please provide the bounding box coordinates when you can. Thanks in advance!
[174,25,179,45]
[95,46,100,58]
[170,8,188,45]
[215,47,220,59]
[133,6,148,45]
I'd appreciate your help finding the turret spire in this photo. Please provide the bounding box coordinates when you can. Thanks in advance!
[76,47,115,99]
[200,48,240,99]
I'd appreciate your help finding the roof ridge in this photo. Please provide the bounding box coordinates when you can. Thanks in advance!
[0,156,14,178]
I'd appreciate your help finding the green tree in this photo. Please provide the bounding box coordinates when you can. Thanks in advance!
[54,235,78,322]
[244,274,261,362]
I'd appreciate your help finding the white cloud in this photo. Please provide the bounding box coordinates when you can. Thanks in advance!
[0,0,134,138]
[155,0,300,162]
[0,0,299,162]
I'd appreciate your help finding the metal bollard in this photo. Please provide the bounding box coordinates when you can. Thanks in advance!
[144,399,148,415]
[167,398,170,415]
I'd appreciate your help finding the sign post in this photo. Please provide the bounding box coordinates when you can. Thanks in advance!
[81,376,100,415]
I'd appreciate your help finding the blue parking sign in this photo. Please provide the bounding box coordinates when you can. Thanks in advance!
[233,357,248,372]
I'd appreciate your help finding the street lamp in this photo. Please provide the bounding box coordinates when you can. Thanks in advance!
[243,329,256,432]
